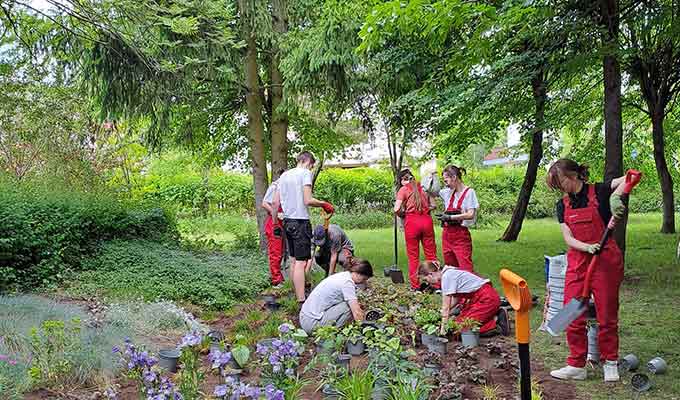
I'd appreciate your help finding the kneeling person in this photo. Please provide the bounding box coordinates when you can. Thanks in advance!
[312,224,355,276]
[419,261,506,336]
[299,258,373,333]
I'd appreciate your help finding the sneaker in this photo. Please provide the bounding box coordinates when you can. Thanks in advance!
[603,360,620,382]
[550,365,587,380]
[496,308,510,336]
[434,289,442,295]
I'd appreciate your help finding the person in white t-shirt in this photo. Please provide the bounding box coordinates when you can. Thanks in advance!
[299,258,373,333]
[271,151,335,303]
[418,261,508,337]
[433,165,479,272]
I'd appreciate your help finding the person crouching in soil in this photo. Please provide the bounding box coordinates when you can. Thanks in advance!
[418,261,508,337]
[299,258,373,334]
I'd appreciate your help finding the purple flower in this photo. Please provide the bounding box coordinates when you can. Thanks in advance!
[278,323,292,334]
[112,345,120,354]
[268,354,280,365]
[104,388,117,399]
[214,384,228,397]
[285,368,294,377]
[210,349,232,370]
[179,332,202,349]
[143,369,157,383]
[256,343,269,355]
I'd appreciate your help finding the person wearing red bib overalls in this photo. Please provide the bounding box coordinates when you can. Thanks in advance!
[546,159,628,383]
[262,169,285,287]
[435,165,479,272]
[393,169,438,290]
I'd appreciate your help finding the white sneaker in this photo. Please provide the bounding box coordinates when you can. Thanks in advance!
[550,365,587,380]
[603,360,620,382]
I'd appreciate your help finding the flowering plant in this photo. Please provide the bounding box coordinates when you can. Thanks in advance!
[177,332,205,400]
[112,339,182,400]
[256,323,305,391]
[213,378,285,400]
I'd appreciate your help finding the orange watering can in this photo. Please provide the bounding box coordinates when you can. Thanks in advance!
[500,269,533,400]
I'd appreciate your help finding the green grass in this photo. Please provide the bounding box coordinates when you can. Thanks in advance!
[348,213,680,399]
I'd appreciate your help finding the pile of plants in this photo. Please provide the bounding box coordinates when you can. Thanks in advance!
[63,239,271,310]
[0,178,175,290]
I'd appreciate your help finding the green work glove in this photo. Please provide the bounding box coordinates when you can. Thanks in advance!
[584,243,601,254]
[610,193,626,219]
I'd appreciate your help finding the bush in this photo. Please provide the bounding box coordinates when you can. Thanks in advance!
[63,239,271,310]
[314,168,394,211]
[0,179,176,291]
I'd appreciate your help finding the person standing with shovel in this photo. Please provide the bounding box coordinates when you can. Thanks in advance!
[546,159,639,383]
[261,169,286,288]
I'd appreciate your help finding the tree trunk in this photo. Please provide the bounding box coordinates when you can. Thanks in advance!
[600,0,626,253]
[651,111,676,233]
[312,151,325,190]
[243,31,270,251]
[499,73,546,241]
[270,0,289,180]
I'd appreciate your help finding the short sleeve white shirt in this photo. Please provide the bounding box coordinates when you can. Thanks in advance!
[438,186,479,227]
[441,267,488,296]
[300,271,357,320]
[263,180,279,204]
[278,167,313,219]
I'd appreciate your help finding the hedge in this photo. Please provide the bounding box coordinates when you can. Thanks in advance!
[0,178,176,290]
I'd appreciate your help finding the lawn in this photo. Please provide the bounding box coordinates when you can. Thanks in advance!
[347,213,680,399]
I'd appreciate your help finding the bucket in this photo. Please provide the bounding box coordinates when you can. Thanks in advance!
[620,354,640,371]
[460,330,480,348]
[427,337,448,355]
[158,349,181,373]
[322,384,341,400]
[631,373,652,392]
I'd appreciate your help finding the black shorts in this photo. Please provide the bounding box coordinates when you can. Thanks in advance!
[283,219,312,261]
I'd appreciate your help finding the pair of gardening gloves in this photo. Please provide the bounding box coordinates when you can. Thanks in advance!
[583,193,627,254]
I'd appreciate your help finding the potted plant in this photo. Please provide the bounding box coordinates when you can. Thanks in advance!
[414,308,440,347]
[421,324,439,347]
[314,325,342,355]
[342,323,365,356]
[458,318,481,348]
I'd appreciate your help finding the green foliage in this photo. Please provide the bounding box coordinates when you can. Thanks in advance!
[63,239,270,310]
[314,167,394,211]
[178,344,204,400]
[333,369,376,400]
[0,178,175,290]
[27,319,83,388]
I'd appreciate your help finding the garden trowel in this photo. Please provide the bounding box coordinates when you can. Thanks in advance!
[547,170,641,336]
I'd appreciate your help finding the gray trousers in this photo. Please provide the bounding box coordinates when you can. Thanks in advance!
[299,302,353,333]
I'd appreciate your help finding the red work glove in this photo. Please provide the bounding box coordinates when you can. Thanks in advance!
[321,202,335,215]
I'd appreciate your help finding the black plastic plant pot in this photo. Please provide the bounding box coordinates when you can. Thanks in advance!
[257,338,277,349]
[336,354,351,371]
[460,330,480,348]
[647,357,667,375]
[383,268,391,277]
[620,354,639,372]
[421,333,437,347]
[321,384,341,400]
[356,282,368,291]
[263,294,277,304]
[265,302,281,311]
[423,362,442,377]
[346,339,365,355]
[427,337,448,355]
[207,330,224,343]
[158,349,181,373]
[365,310,384,321]
[224,368,244,383]
[371,378,390,400]
[316,339,335,355]
[397,305,408,313]
[631,373,652,392]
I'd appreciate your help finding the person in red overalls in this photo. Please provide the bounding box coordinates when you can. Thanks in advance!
[546,159,628,383]
[434,165,479,272]
[262,169,286,288]
[393,169,438,290]
[418,261,508,336]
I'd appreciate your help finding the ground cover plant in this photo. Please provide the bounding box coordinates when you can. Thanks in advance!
[62,239,271,310]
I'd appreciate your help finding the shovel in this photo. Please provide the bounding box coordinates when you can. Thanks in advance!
[547,170,641,336]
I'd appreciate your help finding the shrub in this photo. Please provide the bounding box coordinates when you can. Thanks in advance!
[63,240,271,310]
[0,179,175,291]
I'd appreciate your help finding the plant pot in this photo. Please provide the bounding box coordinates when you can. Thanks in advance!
[265,302,281,311]
[620,354,640,371]
[371,378,390,400]
[224,368,243,383]
[346,339,365,356]
[397,305,408,313]
[383,268,391,277]
[263,294,277,304]
[427,337,448,355]
[647,357,667,375]
[336,353,351,371]
[423,362,442,377]
[257,338,277,349]
[421,333,437,347]
[631,373,652,392]
[365,310,384,321]
[316,339,335,355]
[209,341,222,354]
[321,384,341,400]
[460,330,480,348]
[356,282,367,291]
[208,330,224,343]
[158,349,181,373]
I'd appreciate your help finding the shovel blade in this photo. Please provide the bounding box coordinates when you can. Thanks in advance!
[546,299,587,336]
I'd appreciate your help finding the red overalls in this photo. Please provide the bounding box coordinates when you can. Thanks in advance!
[452,280,500,334]
[264,208,285,285]
[401,184,438,289]
[563,184,623,367]
[442,187,474,271]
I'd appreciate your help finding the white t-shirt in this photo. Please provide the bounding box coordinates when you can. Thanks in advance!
[278,167,313,219]
[441,267,488,296]
[263,180,279,204]
[301,271,357,320]
[439,186,479,227]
